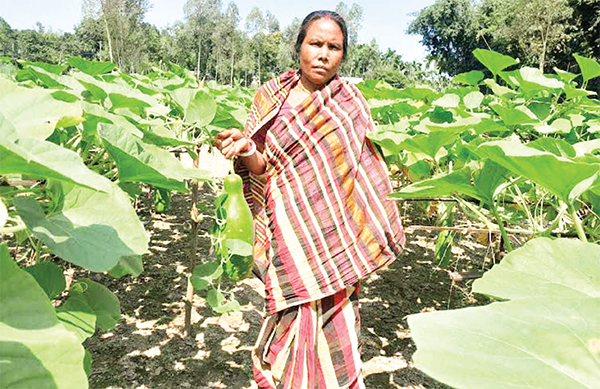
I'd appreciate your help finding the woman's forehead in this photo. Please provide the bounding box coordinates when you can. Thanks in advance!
[304,18,344,40]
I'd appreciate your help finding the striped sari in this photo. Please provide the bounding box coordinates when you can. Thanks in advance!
[237,70,405,388]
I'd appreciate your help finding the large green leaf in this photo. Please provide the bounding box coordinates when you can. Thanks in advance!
[0,78,83,139]
[77,78,108,101]
[138,125,196,148]
[0,198,7,228]
[490,103,537,125]
[0,112,18,142]
[24,262,66,300]
[528,137,576,158]
[207,289,241,314]
[483,78,520,98]
[210,103,244,129]
[463,91,484,110]
[432,93,460,108]
[82,101,143,139]
[98,123,211,190]
[399,130,459,160]
[153,76,188,91]
[452,70,484,86]
[56,295,97,342]
[20,61,69,75]
[408,238,600,389]
[16,66,70,90]
[74,73,159,112]
[14,181,148,272]
[68,279,120,331]
[502,67,564,96]
[390,160,510,206]
[68,57,115,76]
[472,118,510,135]
[371,102,423,122]
[108,255,144,278]
[424,115,481,133]
[574,54,600,82]
[366,129,411,155]
[395,87,438,102]
[191,261,223,291]
[108,93,151,114]
[0,243,88,389]
[0,136,113,193]
[573,139,600,157]
[474,238,600,300]
[356,79,411,100]
[472,140,600,204]
[170,88,217,126]
[409,296,600,389]
[473,49,519,77]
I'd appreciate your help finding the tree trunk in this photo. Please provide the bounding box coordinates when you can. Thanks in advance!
[215,50,219,83]
[103,15,114,63]
[539,24,550,71]
[230,39,235,86]
[196,33,202,80]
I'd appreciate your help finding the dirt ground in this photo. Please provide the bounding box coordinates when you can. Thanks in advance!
[83,186,497,389]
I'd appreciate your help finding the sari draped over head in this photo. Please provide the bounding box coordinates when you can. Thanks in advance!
[236,69,405,316]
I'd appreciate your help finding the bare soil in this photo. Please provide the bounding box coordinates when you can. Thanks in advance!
[83,187,497,389]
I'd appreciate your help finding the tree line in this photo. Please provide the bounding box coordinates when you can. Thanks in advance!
[409,0,600,76]
[1,0,598,88]
[0,0,434,88]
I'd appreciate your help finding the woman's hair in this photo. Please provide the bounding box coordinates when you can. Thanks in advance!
[295,10,348,61]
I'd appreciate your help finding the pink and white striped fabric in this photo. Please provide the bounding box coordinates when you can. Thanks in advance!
[237,69,405,315]
[252,284,365,389]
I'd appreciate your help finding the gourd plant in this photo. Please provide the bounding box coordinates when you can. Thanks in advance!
[362,49,600,265]
[0,57,254,387]
[358,50,600,388]
[189,160,255,316]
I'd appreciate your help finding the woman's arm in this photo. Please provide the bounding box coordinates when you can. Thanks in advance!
[214,128,266,175]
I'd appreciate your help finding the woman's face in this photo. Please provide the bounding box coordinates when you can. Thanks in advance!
[299,18,344,90]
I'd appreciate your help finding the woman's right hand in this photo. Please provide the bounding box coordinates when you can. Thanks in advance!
[214,128,252,159]
[214,129,267,175]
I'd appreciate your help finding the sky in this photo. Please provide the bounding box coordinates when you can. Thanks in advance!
[0,0,436,62]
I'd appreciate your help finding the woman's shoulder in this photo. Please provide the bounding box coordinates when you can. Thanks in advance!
[257,70,298,92]
[336,76,370,111]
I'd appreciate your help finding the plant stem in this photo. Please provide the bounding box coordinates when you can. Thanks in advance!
[456,198,495,230]
[512,183,539,232]
[490,203,513,252]
[185,147,201,338]
[87,149,106,168]
[570,205,588,242]
[0,224,29,234]
[542,203,568,235]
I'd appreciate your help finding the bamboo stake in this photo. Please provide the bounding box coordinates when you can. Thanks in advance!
[184,147,200,338]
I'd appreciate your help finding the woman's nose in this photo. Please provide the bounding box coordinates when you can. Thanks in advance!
[317,47,329,62]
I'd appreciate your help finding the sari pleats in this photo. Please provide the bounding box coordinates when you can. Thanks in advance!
[253,284,365,389]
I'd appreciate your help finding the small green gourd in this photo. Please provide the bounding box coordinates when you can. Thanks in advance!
[153,187,171,213]
[221,173,254,281]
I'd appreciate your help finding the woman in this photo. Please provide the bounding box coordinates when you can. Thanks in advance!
[215,10,405,389]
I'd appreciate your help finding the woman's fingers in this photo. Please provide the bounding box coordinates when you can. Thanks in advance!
[222,138,251,159]
[214,129,247,158]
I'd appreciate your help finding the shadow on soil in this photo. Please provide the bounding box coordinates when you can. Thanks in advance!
[84,191,493,389]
